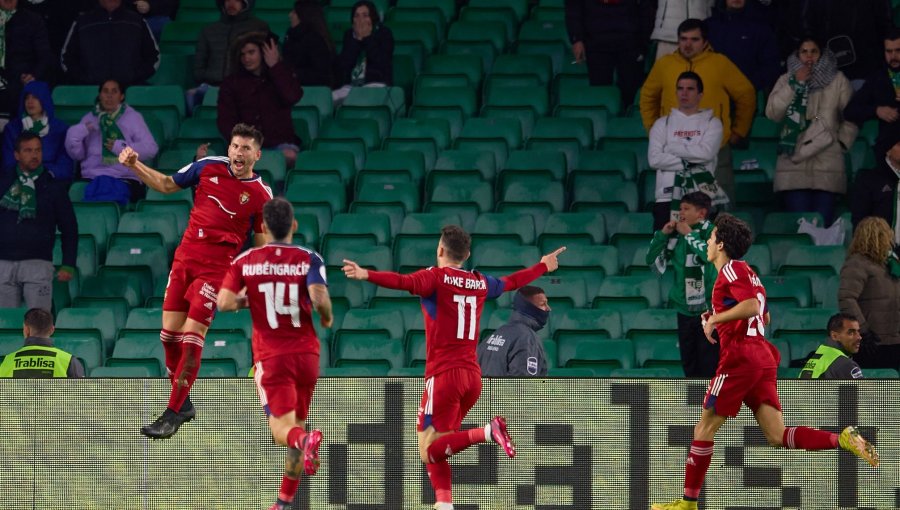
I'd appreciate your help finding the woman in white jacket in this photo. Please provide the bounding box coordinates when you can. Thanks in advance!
[648,71,724,230]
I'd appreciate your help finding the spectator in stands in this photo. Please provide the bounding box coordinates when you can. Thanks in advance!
[64,79,159,205]
[0,133,76,312]
[641,18,756,206]
[333,0,393,105]
[650,0,714,62]
[804,0,892,88]
[851,140,900,235]
[565,0,656,109]
[0,0,54,123]
[188,0,269,114]
[283,0,335,88]
[0,309,85,378]
[217,31,302,168]
[129,0,177,42]
[765,36,857,227]
[60,0,160,87]
[646,191,719,378]
[648,71,724,229]
[1,81,73,181]
[798,313,864,379]
[838,216,900,369]
[477,286,550,377]
[844,28,900,167]
[19,0,85,61]
[706,0,780,94]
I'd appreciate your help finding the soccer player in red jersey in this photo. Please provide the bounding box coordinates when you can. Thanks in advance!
[217,197,332,510]
[118,123,273,439]
[652,214,880,510]
[342,225,565,510]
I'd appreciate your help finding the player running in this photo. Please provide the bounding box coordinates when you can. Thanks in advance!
[342,225,565,510]
[217,197,331,510]
[651,214,879,510]
[118,123,273,439]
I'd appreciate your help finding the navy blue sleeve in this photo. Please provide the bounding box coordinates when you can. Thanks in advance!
[306,251,327,287]
[485,274,506,299]
[172,157,222,188]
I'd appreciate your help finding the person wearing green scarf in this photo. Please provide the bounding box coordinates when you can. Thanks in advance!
[0,132,77,312]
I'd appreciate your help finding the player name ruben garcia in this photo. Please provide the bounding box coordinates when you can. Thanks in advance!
[443,274,487,290]
[242,262,311,276]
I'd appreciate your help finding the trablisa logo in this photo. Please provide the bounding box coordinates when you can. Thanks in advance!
[14,358,55,369]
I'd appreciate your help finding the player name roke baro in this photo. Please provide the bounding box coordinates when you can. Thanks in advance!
[442,274,486,290]
[242,262,311,277]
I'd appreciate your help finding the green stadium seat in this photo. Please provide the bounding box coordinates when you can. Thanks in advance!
[127,85,185,143]
[778,245,845,277]
[368,287,424,330]
[354,182,421,214]
[423,54,484,90]
[324,245,393,273]
[334,309,404,352]
[551,309,622,341]
[194,85,219,121]
[553,245,615,294]
[173,118,226,154]
[203,330,252,371]
[254,150,288,187]
[498,177,566,214]
[290,213,320,250]
[531,275,588,310]
[158,21,205,53]
[503,150,567,183]
[339,86,406,137]
[388,366,426,377]
[490,53,553,87]
[574,150,638,181]
[594,275,661,312]
[319,118,381,151]
[322,213,392,253]
[396,0,456,22]
[429,181,493,213]
[209,308,252,337]
[387,118,453,152]
[52,233,97,278]
[622,309,678,341]
[124,307,162,330]
[538,212,606,249]
[517,18,568,45]
[358,150,428,193]
[610,367,676,378]
[104,244,170,284]
[571,176,639,213]
[117,211,180,256]
[393,223,445,272]
[411,85,478,121]
[104,357,163,377]
[195,358,238,377]
[633,337,683,374]
[771,308,837,339]
[601,128,650,172]
[346,202,407,240]
[293,86,334,138]
[482,85,549,120]
[863,368,900,378]
[767,338,791,368]
[135,200,191,236]
[744,244,772,276]
[110,331,165,374]
[90,365,154,377]
[390,20,440,57]
[762,212,824,235]
[780,334,821,367]
[473,212,535,244]
[433,149,497,182]
[293,150,357,185]
[52,331,103,372]
[447,19,507,53]
[454,117,522,169]
[426,165,487,199]
[0,308,27,330]
[761,276,813,308]
[72,202,119,261]
[423,202,481,232]
[388,7,447,43]
[55,307,119,358]
[529,117,593,154]
[285,182,347,220]
[557,336,634,370]
[470,245,541,273]
[320,365,389,376]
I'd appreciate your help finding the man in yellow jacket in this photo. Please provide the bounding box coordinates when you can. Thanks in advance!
[640,18,756,205]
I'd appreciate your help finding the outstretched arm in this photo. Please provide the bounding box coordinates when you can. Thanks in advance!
[489,247,567,297]
[118,146,181,193]
[342,260,437,297]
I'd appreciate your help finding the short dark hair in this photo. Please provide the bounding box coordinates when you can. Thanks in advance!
[677,18,707,40]
[886,27,900,42]
[231,123,264,148]
[713,213,752,260]
[263,197,294,241]
[681,191,711,213]
[677,71,704,93]
[14,132,41,152]
[518,286,545,298]
[827,313,859,334]
[440,225,471,262]
[24,308,54,336]
[98,78,126,96]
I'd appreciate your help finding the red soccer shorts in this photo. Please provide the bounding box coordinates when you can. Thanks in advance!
[254,352,319,419]
[417,367,482,433]
[703,367,782,417]
[163,246,232,326]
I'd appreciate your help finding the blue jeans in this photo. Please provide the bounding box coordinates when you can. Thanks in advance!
[781,189,838,226]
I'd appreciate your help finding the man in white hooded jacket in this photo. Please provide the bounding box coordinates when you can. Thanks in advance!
[648,71,724,230]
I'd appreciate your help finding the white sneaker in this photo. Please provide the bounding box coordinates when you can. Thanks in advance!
[433,503,454,510]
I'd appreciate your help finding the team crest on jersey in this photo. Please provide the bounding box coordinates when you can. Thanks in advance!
[240,191,250,204]
[210,176,219,184]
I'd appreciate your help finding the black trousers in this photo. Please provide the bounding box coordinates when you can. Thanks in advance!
[677,312,720,378]
[584,45,644,110]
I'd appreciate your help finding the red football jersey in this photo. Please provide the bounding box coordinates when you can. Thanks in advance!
[173,157,272,255]
[711,259,779,371]
[221,243,327,362]
[367,264,548,378]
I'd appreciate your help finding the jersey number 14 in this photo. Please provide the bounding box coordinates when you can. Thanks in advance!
[258,282,300,329]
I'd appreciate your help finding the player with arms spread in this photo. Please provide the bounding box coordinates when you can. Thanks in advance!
[217,198,331,510]
[118,123,273,439]
[652,214,880,510]
[342,225,565,510]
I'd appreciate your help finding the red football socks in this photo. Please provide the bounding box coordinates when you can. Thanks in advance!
[160,329,182,380]
[426,460,452,504]
[287,427,307,449]
[783,426,838,450]
[278,475,300,505]
[683,440,714,500]
[426,428,487,463]
[167,335,204,412]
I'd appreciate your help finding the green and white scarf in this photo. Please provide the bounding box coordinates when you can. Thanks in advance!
[889,68,900,96]
[670,159,730,211]
[777,75,809,156]
[350,51,367,87]
[0,7,14,69]
[0,165,43,223]
[96,102,126,165]
[652,219,713,312]
[22,114,49,137]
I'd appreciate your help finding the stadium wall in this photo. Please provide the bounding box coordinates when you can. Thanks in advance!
[1,378,897,510]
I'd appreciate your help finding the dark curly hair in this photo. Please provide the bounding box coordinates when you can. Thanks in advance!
[713,213,752,260]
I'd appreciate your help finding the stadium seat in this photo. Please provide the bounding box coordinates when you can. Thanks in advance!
[124,307,162,330]
[318,118,381,152]
[771,308,837,339]
[594,275,662,312]
[761,276,813,308]
[745,244,773,276]
[553,245,616,294]
[550,309,622,340]
[202,330,252,372]
[574,150,639,182]
[209,308,252,337]
[411,85,478,120]
[503,149,567,183]
[423,54,484,90]
[610,367,676,378]
[482,85,549,122]
[433,149,497,182]
[601,117,650,171]
[52,331,104,372]
[498,177,566,214]
[557,336,634,370]
[52,233,97,279]
[429,181,493,213]
[321,213,392,254]
[778,245,846,277]
[56,306,120,354]
[633,337,683,374]
[334,309,404,351]
[293,150,357,185]
[469,245,541,274]
[530,117,593,152]
[173,118,225,155]
[72,202,119,262]
[110,331,166,375]
[358,150,427,193]
[368,286,424,330]
[387,7,447,45]
[555,84,620,134]
[447,19,507,54]
[622,309,678,341]
[490,53,553,86]
[337,87,406,139]
[571,176,639,213]
[473,212,535,245]
[354,182,421,214]
[128,85,185,143]
[117,211,180,256]
[324,245,393,273]
[454,117,523,169]
[135,200,191,236]
[387,117,453,153]
[531,275,588,310]
[284,182,347,223]
[538,213,606,250]
[104,244,170,284]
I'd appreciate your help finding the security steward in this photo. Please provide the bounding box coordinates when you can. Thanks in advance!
[0,308,85,378]
[799,313,864,380]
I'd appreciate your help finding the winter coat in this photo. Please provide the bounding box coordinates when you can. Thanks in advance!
[640,46,756,144]
[1,8,54,97]
[849,159,897,229]
[843,65,900,157]
[2,81,73,181]
[765,70,857,194]
[60,5,160,86]
[650,0,714,44]
[335,24,394,86]
[216,61,303,147]
[648,107,723,201]
[193,0,269,85]
[283,24,335,87]
[706,6,781,92]
[0,170,77,267]
[565,0,657,51]
[839,253,900,346]
[64,105,159,181]
[477,311,548,377]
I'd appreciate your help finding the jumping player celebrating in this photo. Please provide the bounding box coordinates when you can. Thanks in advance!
[118,123,273,439]
[651,214,879,510]
[217,198,331,510]
[342,225,565,510]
